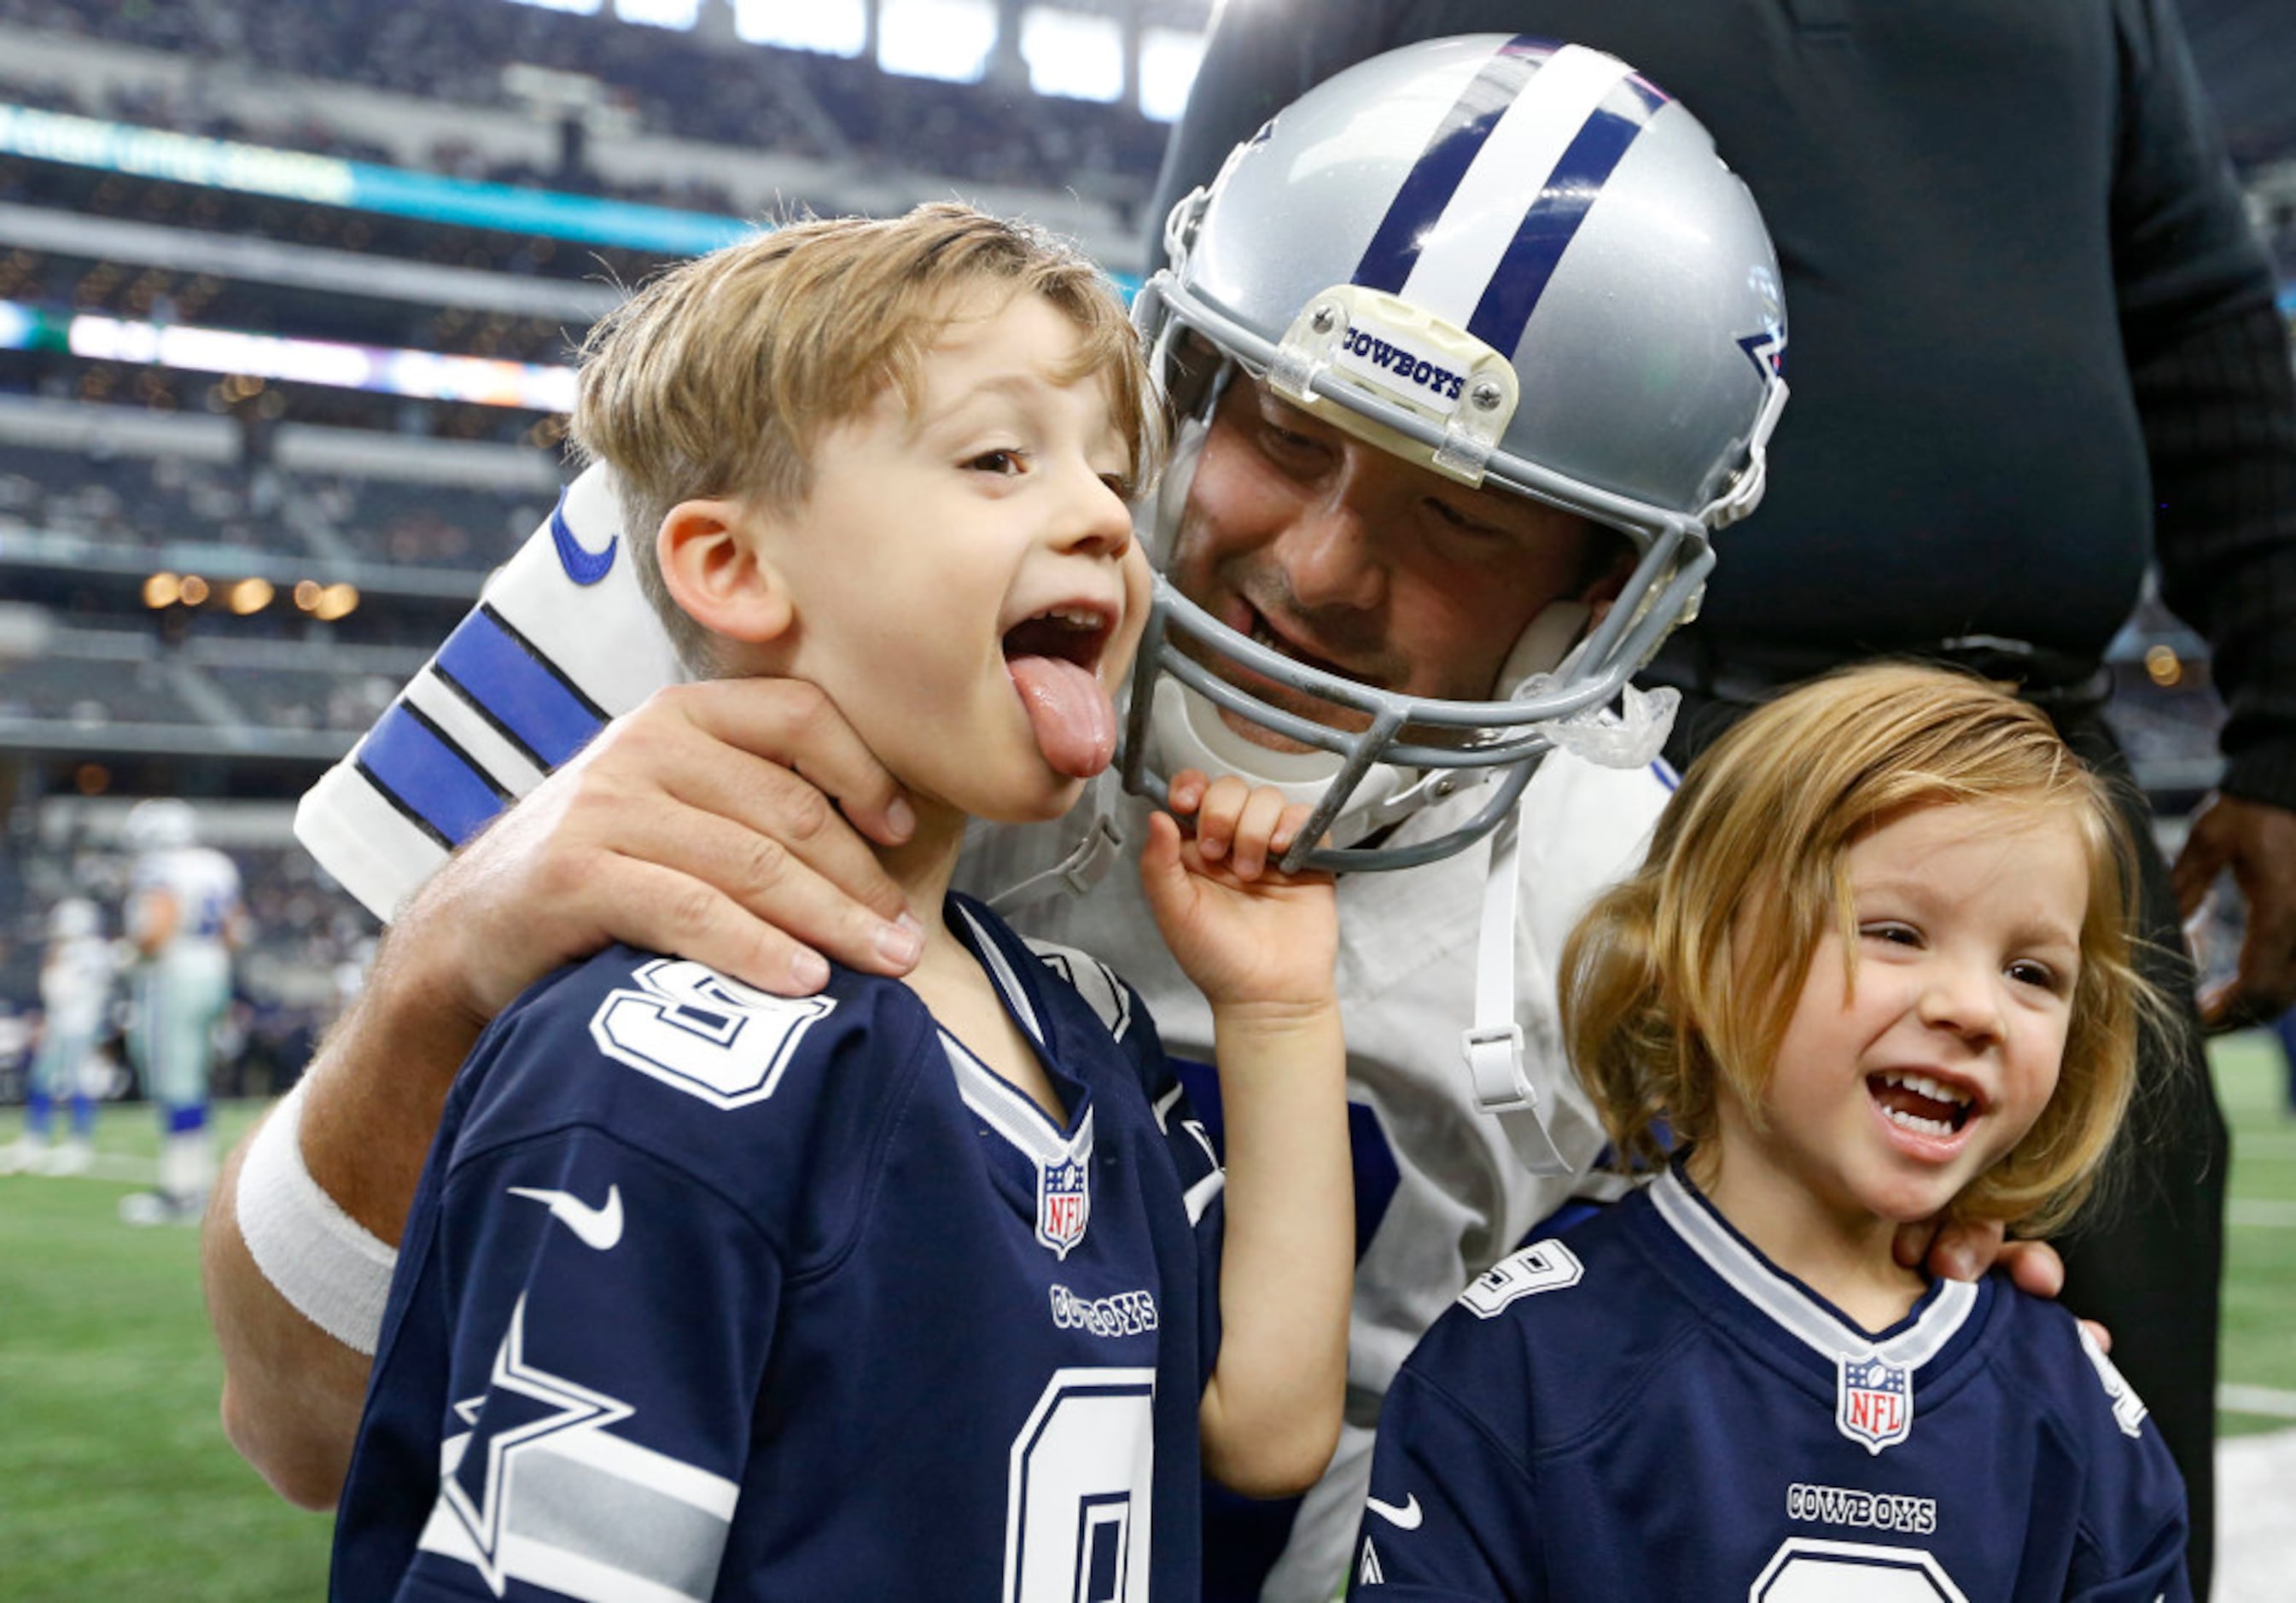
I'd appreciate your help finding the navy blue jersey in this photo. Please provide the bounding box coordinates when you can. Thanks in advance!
[334,895,1223,1602]
[1355,1167,2188,1600]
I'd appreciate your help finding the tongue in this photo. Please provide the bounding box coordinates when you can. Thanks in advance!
[1009,654,1117,778]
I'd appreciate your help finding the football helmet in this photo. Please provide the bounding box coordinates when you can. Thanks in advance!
[49,896,100,941]
[1125,35,1788,870]
[123,796,199,853]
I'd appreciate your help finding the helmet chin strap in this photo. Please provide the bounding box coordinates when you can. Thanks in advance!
[1466,604,1657,1178]
[1464,796,1577,1176]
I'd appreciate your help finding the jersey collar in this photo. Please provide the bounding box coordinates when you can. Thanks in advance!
[1647,1164,1982,1371]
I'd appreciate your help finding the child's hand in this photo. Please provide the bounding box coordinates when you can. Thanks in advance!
[1139,771,1337,1013]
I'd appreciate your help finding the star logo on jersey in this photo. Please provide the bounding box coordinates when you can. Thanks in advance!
[1836,1352,1913,1454]
[1035,1151,1091,1260]
[440,1294,634,1595]
[547,487,618,586]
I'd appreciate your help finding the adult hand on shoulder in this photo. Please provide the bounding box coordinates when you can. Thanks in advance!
[1895,1216,2112,1350]
[2171,791,2296,1030]
[401,678,924,1028]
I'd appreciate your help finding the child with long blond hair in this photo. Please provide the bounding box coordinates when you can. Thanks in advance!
[1350,662,2188,1600]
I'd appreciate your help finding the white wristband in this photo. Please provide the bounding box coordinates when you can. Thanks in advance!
[235,1075,398,1355]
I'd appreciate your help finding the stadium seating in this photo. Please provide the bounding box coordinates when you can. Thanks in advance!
[0,0,2273,1080]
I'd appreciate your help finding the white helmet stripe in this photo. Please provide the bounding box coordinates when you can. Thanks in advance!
[1466,67,1667,352]
[1356,42,1656,350]
[1350,34,1551,298]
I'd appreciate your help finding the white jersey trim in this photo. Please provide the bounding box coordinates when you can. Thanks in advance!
[1648,1168,1977,1369]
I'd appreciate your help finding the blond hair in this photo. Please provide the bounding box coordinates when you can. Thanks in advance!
[570,202,1163,671]
[1561,662,2159,1237]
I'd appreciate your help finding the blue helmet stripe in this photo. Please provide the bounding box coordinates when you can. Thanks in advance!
[1467,102,1653,354]
[434,603,608,770]
[1351,36,1550,294]
[355,701,510,849]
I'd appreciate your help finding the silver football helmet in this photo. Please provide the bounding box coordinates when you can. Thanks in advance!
[49,896,101,941]
[123,796,199,853]
[1124,35,1788,870]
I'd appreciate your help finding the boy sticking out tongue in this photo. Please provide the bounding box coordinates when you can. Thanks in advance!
[325,204,1354,1601]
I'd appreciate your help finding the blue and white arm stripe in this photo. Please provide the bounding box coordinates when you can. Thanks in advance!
[296,463,685,918]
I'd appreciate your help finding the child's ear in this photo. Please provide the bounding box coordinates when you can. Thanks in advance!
[656,497,795,644]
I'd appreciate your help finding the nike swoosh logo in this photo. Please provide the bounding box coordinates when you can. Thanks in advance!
[1365,1493,1423,1530]
[508,1183,624,1250]
[548,490,618,586]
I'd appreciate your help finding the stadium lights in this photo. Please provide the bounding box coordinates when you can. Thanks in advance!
[150,569,295,613]
[295,580,360,622]
[2,294,581,410]
[66,309,579,412]
[878,0,997,82]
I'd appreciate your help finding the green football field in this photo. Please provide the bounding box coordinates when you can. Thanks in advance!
[2,1040,2291,1600]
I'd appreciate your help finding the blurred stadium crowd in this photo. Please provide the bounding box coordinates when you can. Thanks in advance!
[0,0,2287,1109]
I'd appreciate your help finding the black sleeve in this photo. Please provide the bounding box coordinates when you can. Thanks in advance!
[2113,0,2296,808]
[1141,1,1398,261]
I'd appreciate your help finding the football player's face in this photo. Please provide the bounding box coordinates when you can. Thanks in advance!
[1710,801,2088,1258]
[1163,379,1602,743]
[745,290,1149,829]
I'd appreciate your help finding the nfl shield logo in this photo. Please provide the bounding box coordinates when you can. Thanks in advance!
[1036,1154,1090,1259]
[1836,1353,1913,1454]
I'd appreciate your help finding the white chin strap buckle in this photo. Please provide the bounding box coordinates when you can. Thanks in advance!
[1462,805,1575,1176]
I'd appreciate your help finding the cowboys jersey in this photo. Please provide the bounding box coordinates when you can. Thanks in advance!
[333,895,1223,1602]
[1353,1167,2189,1600]
[961,757,1670,1600]
[295,472,1676,1603]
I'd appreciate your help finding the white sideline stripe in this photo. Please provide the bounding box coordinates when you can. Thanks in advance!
[2218,1384,2296,1420]
[2217,1425,2296,1603]
[25,1152,159,1183]
[2228,1198,2296,1228]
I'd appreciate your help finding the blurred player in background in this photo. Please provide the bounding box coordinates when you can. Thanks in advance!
[118,797,245,1226]
[1,896,116,1177]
